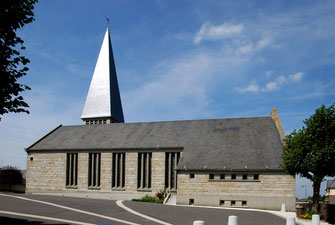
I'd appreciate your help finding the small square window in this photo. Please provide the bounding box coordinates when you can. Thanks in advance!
[231,201,236,206]
[242,201,247,206]
[220,174,225,180]
[231,174,236,180]
[243,174,248,180]
[209,174,214,180]
[99,120,102,124]
[30,157,33,161]
[189,199,194,205]
[189,174,195,179]
[254,174,259,180]
[220,200,225,206]
[90,121,93,124]
[103,120,107,124]
[86,121,89,125]
[94,120,98,124]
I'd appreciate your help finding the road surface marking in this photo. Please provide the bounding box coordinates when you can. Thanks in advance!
[0,210,95,225]
[0,194,139,225]
[116,200,172,225]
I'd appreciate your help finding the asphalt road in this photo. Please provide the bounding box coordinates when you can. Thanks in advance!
[0,193,286,225]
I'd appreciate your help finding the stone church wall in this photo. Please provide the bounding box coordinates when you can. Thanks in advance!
[26,151,167,200]
[176,171,296,211]
[26,153,66,191]
[26,151,295,211]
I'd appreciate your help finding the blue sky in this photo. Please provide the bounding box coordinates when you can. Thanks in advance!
[0,0,334,198]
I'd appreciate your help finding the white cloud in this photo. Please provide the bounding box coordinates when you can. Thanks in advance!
[194,22,243,44]
[0,88,83,169]
[257,36,272,49]
[261,81,278,92]
[276,75,287,85]
[235,81,259,93]
[236,71,304,93]
[289,72,304,82]
[123,47,252,122]
[237,44,253,54]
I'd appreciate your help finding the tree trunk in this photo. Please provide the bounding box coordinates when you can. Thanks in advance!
[312,180,321,213]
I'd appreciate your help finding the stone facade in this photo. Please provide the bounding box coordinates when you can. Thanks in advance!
[26,151,295,211]
[26,152,65,192]
[26,151,167,199]
[177,171,295,211]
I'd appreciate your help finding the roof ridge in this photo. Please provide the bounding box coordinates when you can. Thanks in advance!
[60,116,271,127]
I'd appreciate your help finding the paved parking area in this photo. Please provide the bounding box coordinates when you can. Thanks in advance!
[124,201,286,225]
[0,193,286,225]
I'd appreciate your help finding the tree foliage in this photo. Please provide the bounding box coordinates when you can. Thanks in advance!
[281,103,335,212]
[0,0,38,121]
[0,165,23,191]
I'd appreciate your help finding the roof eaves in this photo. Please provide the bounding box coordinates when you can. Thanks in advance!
[25,124,63,152]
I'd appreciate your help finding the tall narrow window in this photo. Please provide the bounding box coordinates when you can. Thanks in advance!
[88,153,101,187]
[137,153,152,189]
[165,152,180,189]
[112,153,125,188]
[66,153,78,187]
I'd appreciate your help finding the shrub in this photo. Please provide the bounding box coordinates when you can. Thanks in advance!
[132,195,164,204]
[299,209,324,220]
[155,188,167,200]
[0,166,23,192]
[299,213,312,220]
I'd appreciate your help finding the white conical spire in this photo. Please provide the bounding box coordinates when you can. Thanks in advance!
[81,28,124,123]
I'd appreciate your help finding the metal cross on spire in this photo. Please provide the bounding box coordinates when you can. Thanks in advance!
[106,17,110,25]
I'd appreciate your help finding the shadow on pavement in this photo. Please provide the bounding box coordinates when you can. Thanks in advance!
[0,216,69,225]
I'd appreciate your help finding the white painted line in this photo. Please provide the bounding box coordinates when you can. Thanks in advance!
[116,200,173,225]
[0,210,95,225]
[0,194,139,225]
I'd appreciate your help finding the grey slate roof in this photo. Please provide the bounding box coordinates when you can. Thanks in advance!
[27,117,284,171]
[327,180,335,189]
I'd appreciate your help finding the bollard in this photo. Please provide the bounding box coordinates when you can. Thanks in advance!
[193,220,205,225]
[286,217,295,225]
[228,215,238,225]
[312,214,320,225]
[281,203,286,212]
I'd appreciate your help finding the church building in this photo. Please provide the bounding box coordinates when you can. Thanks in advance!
[25,28,295,211]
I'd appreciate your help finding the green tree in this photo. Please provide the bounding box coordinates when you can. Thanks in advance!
[0,0,38,122]
[0,165,23,192]
[281,103,335,212]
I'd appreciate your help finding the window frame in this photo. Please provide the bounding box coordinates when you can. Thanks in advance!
[88,152,101,188]
[137,152,152,190]
[112,152,126,189]
[66,153,78,188]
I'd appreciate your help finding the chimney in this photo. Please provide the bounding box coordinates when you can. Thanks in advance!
[271,109,285,142]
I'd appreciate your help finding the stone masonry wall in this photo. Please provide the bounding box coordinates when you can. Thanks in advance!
[177,172,296,211]
[26,153,65,191]
[26,151,167,197]
[26,151,295,210]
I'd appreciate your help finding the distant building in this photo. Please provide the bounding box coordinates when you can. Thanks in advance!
[25,28,295,211]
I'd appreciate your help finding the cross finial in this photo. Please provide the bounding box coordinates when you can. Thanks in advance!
[106,17,110,25]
